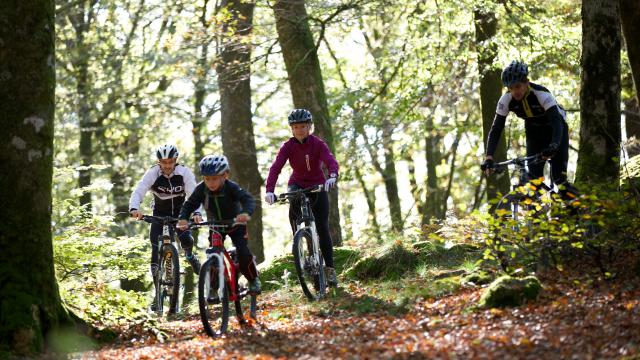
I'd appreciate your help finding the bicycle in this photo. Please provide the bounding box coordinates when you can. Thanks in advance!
[491,154,555,225]
[139,215,181,316]
[276,184,327,301]
[190,220,258,337]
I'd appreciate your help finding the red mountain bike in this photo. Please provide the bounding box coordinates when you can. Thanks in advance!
[190,220,258,337]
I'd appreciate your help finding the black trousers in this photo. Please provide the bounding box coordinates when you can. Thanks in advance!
[288,186,334,268]
[525,122,578,199]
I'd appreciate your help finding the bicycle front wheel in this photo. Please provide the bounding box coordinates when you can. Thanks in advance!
[292,229,326,301]
[156,244,180,316]
[198,256,229,337]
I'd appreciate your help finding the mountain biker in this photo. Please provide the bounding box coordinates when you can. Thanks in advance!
[177,155,261,294]
[481,60,579,200]
[128,144,202,292]
[263,108,340,287]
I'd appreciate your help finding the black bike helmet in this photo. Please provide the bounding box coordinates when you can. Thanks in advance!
[288,109,313,124]
[199,155,230,176]
[501,60,529,87]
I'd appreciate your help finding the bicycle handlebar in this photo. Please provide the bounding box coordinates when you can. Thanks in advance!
[139,215,180,225]
[491,154,546,173]
[276,184,324,203]
[188,219,246,230]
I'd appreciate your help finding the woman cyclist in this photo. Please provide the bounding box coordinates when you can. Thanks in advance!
[264,109,340,287]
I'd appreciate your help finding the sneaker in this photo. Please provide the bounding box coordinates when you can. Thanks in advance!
[325,267,338,287]
[248,278,262,294]
[186,254,201,274]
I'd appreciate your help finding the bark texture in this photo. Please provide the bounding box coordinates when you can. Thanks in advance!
[474,7,511,204]
[0,0,70,354]
[218,0,264,261]
[273,0,342,245]
[576,0,621,183]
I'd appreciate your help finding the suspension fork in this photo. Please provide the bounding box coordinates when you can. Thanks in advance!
[207,251,225,300]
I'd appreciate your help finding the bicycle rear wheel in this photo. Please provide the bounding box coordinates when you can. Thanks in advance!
[198,256,229,337]
[292,229,326,301]
[155,243,180,316]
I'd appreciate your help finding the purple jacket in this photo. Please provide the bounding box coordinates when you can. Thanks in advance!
[265,134,339,193]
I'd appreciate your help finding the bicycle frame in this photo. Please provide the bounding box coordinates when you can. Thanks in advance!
[281,185,323,272]
[193,222,243,301]
[277,184,327,300]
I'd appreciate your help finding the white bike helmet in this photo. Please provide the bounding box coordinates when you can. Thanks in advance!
[156,144,179,159]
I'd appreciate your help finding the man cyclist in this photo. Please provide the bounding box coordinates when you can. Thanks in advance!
[263,109,340,287]
[129,144,202,299]
[481,60,578,200]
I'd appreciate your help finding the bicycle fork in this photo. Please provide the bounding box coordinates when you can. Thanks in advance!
[206,251,225,301]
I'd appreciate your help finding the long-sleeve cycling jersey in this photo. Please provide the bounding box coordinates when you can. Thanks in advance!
[486,82,566,157]
[265,134,339,193]
[179,180,255,221]
[128,164,198,215]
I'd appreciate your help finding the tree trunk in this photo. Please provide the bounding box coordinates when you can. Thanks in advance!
[474,7,511,205]
[619,0,640,107]
[424,116,444,222]
[192,0,211,165]
[273,0,342,246]
[68,3,94,211]
[0,0,70,354]
[576,0,621,183]
[404,148,426,222]
[381,125,403,231]
[217,0,264,262]
[354,166,382,241]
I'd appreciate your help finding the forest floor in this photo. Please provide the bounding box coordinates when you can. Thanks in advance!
[79,270,640,360]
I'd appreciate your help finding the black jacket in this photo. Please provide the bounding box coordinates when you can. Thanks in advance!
[179,180,255,221]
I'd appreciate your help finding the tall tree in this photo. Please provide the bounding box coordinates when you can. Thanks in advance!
[273,0,342,245]
[619,0,640,107]
[0,0,70,354]
[576,0,621,183]
[474,6,511,205]
[218,0,264,262]
[191,0,217,163]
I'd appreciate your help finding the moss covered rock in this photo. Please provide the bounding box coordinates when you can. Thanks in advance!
[479,275,542,308]
[259,247,361,291]
[258,254,297,291]
[461,270,494,285]
[345,243,417,280]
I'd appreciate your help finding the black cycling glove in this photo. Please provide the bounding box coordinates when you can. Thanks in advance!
[481,159,494,171]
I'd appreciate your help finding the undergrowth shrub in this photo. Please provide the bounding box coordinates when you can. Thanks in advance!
[483,182,640,276]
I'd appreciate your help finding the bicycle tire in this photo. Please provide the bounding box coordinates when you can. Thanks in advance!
[155,243,180,315]
[198,256,229,337]
[292,229,326,301]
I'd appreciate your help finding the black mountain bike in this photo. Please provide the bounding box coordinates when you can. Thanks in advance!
[140,215,181,316]
[190,220,258,337]
[277,184,327,301]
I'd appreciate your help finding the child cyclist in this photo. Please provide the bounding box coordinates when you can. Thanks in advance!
[129,144,202,303]
[264,108,340,287]
[177,155,261,294]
